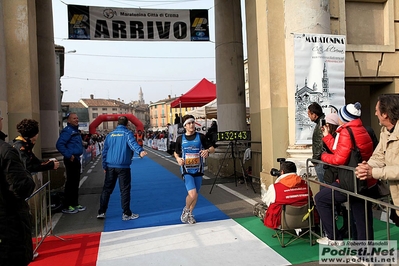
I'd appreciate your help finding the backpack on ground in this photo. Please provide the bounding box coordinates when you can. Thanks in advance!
[253,202,268,222]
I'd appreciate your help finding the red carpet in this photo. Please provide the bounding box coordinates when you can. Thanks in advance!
[30,233,101,266]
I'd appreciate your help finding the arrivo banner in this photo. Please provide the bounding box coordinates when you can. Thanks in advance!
[68,5,209,41]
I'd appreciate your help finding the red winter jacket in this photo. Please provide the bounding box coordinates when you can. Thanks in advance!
[321,118,377,188]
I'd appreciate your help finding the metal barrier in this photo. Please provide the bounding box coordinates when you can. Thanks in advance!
[25,175,60,256]
[305,158,399,243]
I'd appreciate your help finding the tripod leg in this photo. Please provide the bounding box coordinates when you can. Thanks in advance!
[209,143,231,194]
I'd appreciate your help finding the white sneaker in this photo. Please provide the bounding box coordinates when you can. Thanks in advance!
[97,213,105,219]
[122,213,139,221]
[317,236,344,246]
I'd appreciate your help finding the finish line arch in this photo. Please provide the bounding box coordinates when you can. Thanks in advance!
[89,114,144,134]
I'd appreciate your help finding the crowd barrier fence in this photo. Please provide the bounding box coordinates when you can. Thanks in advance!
[26,174,54,256]
[305,158,399,244]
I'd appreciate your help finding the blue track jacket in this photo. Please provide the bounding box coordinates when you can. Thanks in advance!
[56,123,83,159]
[102,125,144,169]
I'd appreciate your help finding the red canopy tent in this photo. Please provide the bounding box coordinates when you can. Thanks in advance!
[170,78,216,108]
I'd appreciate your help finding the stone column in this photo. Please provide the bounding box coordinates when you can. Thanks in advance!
[0,0,9,135]
[3,1,44,227]
[208,0,247,177]
[35,0,60,158]
[245,0,331,193]
[245,0,289,191]
[3,0,40,138]
[214,0,246,132]
[284,0,330,171]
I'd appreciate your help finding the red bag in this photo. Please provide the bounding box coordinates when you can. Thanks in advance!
[264,204,282,229]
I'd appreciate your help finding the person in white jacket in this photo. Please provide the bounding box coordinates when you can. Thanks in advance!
[356,94,399,225]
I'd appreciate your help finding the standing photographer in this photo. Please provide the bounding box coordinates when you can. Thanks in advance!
[307,102,326,183]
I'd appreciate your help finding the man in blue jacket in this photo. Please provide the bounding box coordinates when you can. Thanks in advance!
[97,116,147,221]
[56,112,85,214]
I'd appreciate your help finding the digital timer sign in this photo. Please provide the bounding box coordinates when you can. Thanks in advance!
[216,131,251,141]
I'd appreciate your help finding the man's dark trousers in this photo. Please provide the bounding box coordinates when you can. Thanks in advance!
[99,168,132,216]
[63,158,81,207]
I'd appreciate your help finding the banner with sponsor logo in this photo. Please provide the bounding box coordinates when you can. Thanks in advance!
[294,33,346,145]
[68,5,209,41]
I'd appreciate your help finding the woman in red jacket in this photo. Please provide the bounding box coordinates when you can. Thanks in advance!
[315,102,376,245]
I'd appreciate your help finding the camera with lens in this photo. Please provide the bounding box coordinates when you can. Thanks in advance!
[269,158,286,177]
[270,168,281,177]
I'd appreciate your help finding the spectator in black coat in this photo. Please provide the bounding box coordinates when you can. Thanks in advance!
[206,120,218,147]
[174,114,181,125]
[13,119,60,173]
[0,116,36,265]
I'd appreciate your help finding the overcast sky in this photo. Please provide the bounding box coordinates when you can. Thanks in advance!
[52,0,246,104]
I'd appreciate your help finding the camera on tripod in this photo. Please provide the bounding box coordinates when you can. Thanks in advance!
[269,158,286,177]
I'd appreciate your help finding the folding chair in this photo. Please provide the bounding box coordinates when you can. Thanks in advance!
[272,203,314,247]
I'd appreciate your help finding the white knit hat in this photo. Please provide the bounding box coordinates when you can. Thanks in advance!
[325,113,339,125]
[338,102,361,122]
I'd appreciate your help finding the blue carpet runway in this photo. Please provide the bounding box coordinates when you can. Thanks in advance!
[103,156,229,232]
[97,155,290,265]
